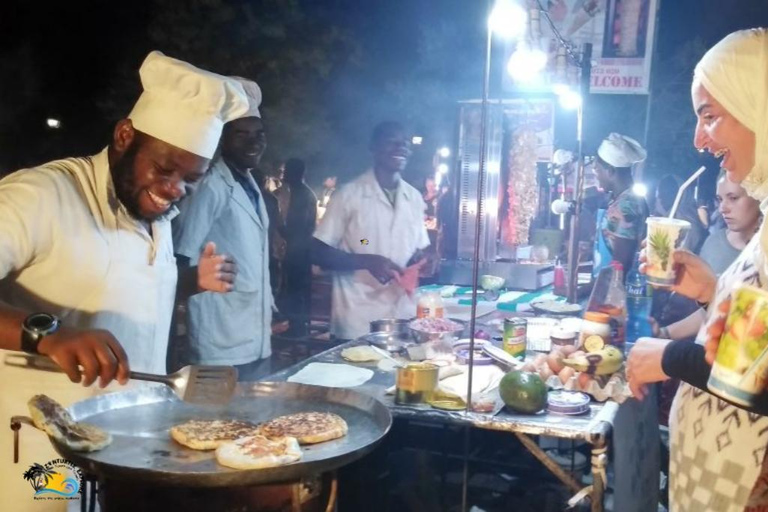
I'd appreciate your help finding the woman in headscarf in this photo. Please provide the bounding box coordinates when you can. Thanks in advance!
[627,28,768,511]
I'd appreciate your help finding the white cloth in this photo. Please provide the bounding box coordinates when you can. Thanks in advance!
[231,76,262,118]
[173,159,272,366]
[596,132,647,168]
[668,28,768,512]
[128,51,249,159]
[314,170,430,340]
[0,148,178,510]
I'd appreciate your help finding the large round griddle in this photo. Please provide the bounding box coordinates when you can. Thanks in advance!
[52,381,391,487]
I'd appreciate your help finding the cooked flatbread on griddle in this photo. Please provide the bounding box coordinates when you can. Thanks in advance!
[215,434,302,470]
[28,394,112,452]
[256,412,347,445]
[170,419,260,450]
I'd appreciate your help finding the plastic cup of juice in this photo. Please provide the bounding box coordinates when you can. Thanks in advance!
[645,217,691,287]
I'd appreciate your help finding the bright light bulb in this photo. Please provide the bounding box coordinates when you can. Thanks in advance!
[558,90,582,110]
[438,147,451,158]
[552,83,570,96]
[488,0,527,40]
[412,136,423,145]
[506,44,548,83]
[632,183,648,197]
[46,118,61,129]
[437,163,449,175]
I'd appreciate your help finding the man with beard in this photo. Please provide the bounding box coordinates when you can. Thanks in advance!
[173,78,274,381]
[312,121,430,340]
[0,51,247,509]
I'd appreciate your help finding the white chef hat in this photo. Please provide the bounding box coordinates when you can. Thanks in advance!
[128,51,249,159]
[230,76,262,118]
[597,133,647,169]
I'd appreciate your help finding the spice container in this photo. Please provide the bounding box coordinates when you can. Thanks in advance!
[550,327,578,348]
[395,363,439,404]
[579,312,611,351]
[417,292,444,319]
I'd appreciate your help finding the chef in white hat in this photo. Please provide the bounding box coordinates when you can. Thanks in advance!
[173,76,275,381]
[0,51,248,510]
[592,132,650,276]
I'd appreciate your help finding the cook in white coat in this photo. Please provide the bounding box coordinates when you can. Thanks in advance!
[173,78,274,381]
[0,51,248,510]
[313,121,431,340]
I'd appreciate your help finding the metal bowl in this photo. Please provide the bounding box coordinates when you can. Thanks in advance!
[408,318,466,344]
[360,330,412,352]
[369,318,411,335]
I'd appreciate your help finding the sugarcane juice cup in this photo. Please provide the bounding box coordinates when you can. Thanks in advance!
[708,285,768,406]
[396,363,439,405]
[645,217,691,287]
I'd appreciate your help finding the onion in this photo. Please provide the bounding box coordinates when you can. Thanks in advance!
[474,329,491,340]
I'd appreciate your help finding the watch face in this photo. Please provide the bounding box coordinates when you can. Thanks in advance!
[27,313,55,331]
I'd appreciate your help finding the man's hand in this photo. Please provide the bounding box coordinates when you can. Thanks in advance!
[704,298,730,365]
[395,259,428,296]
[640,248,716,303]
[361,254,402,285]
[626,337,672,400]
[198,241,237,293]
[37,328,130,388]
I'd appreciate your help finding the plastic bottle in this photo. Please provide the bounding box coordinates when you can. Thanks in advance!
[593,261,627,349]
[626,255,653,346]
[417,292,444,319]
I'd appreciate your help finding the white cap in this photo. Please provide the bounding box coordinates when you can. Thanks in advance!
[231,76,262,118]
[597,133,647,168]
[128,51,249,159]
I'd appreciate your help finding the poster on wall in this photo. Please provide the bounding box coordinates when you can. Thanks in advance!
[504,0,658,95]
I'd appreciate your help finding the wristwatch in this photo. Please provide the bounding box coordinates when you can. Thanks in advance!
[21,313,60,354]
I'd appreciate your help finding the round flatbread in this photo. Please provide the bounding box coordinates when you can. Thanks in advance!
[170,419,260,450]
[256,412,347,445]
[215,435,302,470]
[341,346,383,363]
[28,394,112,452]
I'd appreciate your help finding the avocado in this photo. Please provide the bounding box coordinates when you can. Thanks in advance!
[499,370,548,414]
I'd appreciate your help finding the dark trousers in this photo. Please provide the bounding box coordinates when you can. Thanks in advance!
[282,248,312,336]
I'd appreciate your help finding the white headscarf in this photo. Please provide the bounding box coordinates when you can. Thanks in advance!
[694,28,768,202]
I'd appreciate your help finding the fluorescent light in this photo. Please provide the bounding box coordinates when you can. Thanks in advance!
[488,0,527,40]
[46,118,61,129]
[438,147,451,158]
[412,136,423,145]
[437,163,449,174]
[506,43,548,83]
[632,183,648,197]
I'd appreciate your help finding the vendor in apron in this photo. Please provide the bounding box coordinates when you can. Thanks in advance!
[312,121,431,340]
[0,52,248,511]
[592,133,650,277]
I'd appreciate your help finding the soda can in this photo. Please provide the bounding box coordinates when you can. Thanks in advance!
[708,284,768,406]
[503,318,528,360]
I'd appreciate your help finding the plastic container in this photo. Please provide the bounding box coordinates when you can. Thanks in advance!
[579,311,611,351]
[416,291,444,319]
[626,255,653,345]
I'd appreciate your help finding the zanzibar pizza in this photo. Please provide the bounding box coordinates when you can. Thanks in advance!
[215,435,302,470]
[170,419,260,450]
[256,412,348,445]
[28,394,112,452]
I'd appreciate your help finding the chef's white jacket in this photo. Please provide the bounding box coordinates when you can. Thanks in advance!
[314,170,430,340]
[173,159,272,366]
[0,148,177,510]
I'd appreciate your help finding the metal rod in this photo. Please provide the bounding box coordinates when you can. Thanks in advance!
[514,432,583,494]
[566,43,592,303]
[462,12,493,512]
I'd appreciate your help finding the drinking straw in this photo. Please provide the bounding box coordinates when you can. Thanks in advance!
[669,166,706,219]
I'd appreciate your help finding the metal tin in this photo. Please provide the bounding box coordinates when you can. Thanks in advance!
[503,317,528,360]
[547,390,591,415]
[395,363,439,405]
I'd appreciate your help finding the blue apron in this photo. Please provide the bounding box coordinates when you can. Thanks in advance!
[593,208,612,279]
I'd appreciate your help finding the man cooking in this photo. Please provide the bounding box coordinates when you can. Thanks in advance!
[592,132,649,276]
[312,121,430,340]
[0,51,248,510]
[173,77,274,381]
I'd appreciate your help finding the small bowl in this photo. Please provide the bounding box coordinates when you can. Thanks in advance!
[480,275,505,291]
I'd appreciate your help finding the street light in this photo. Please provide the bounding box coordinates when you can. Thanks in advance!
[46,118,61,129]
[632,183,648,197]
[488,0,527,39]
[412,136,423,145]
[557,88,582,110]
[438,147,451,158]
[506,42,548,83]
[437,163,449,174]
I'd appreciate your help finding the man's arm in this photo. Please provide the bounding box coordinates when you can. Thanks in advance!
[611,238,637,277]
[311,238,401,284]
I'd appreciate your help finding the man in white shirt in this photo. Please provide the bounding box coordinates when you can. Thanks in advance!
[0,51,247,510]
[312,121,430,339]
[173,77,274,381]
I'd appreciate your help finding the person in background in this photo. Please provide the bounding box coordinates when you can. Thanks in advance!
[252,158,284,294]
[281,158,318,337]
[627,28,768,511]
[653,174,708,254]
[0,51,247,510]
[592,132,650,276]
[173,77,274,381]
[312,121,430,340]
[316,175,337,222]
[422,176,438,231]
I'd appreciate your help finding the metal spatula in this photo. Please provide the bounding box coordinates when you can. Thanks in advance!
[4,353,238,405]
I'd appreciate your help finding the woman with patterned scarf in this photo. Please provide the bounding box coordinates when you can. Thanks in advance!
[626,28,768,511]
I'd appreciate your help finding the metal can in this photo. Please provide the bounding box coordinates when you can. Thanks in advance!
[503,317,527,360]
[395,363,439,405]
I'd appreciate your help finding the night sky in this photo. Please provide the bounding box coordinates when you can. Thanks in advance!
[1,0,767,193]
